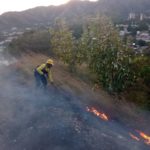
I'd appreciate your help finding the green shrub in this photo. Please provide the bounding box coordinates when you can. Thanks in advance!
[7,29,52,56]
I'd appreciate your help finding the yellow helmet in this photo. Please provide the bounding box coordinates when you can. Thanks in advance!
[46,59,54,65]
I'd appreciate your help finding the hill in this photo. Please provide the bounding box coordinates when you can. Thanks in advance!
[0,52,150,149]
[0,0,150,31]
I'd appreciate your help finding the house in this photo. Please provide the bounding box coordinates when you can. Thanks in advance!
[136,32,150,42]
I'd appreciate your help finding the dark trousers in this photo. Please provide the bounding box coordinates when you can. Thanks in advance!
[34,70,47,89]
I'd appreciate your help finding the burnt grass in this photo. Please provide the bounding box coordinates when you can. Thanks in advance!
[0,68,150,150]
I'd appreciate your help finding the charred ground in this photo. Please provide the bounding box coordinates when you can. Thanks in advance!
[0,54,150,150]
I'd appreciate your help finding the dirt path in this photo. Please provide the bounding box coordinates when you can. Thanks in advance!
[0,53,150,150]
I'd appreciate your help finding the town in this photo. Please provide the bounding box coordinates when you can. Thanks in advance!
[117,12,150,55]
[0,12,150,56]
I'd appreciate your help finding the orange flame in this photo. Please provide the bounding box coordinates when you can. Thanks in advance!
[86,107,150,146]
[87,107,109,121]
[129,133,140,141]
[138,131,150,145]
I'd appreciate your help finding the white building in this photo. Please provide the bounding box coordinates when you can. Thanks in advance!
[140,13,144,21]
[136,32,150,42]
[128,13,136,20]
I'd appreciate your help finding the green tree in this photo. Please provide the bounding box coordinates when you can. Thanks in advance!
[50,19,81,72]
[137,40,147,47]
[80,16,134,92]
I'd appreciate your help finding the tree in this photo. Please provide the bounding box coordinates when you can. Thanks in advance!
[50,19,81,72]
[138,22,149,31]
[80,16,134,92]
[137,40,147,47]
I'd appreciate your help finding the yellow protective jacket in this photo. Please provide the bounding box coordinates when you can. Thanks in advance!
[36,63,53,82]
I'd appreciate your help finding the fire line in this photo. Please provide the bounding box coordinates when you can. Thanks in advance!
[138,131,150,145]
[87,107,109,121]
[87,106,150,146]
[129,133,140,141]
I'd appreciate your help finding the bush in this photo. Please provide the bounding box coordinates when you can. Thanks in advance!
[7,29,52,56]
[80,16,134,92]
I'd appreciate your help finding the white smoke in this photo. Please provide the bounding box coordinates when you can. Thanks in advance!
[0,46,17,66]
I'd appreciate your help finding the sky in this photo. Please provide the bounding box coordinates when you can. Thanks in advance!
[0,0,97,15]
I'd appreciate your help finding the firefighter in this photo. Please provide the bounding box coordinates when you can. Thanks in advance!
[34,59,54,89]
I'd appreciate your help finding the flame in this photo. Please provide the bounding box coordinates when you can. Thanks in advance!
[129,133,140,141]
[86,107,150,146]
[129,131,150,146]
[87,107,109,121]
[138,131,150,145]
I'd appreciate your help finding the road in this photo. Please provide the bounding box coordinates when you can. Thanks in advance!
[0,54,149,150]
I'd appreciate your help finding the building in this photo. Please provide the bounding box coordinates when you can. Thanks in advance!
[128,13,136,20]
[136,32,150,42]
[140,13,144,21]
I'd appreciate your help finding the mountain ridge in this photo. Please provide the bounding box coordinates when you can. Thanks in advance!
[0,0,150,32]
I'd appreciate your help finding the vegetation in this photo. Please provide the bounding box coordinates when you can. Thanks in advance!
[50,20,78,72]
[49,16,149,108]
[0,0,150,31]
[80,16,135,92]
[7,15,150,110]
[133,56,150,87]
[49,17,137,93]
[7,29,51,56]
[126,55,150,109]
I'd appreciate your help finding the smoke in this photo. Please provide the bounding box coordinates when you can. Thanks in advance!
[0,54,88,150]
[0,46,16,66]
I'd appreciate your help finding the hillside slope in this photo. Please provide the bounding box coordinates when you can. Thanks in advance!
[0,53,150,149]
[0,52,150,149]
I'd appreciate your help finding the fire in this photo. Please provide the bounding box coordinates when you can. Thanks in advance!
[86,107,150,146]
[87,107,109,121]
[138,131,150,145]
[129,133,140,141]
[130,131,150,145]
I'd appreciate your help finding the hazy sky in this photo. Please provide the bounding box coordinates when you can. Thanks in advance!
[0,0,97,14]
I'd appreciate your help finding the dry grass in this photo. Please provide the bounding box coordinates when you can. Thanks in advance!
[9,53,49,85]
[11,52,113,103]
[10,52,150,132]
